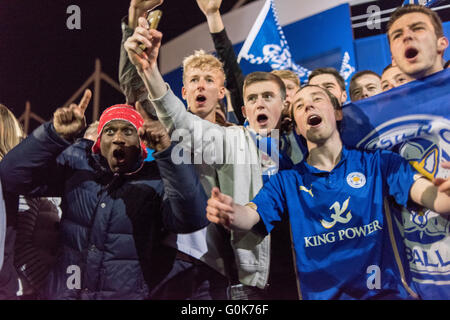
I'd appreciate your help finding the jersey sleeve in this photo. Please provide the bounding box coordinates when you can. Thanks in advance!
[379,150,419,208]
[250,173,288,234]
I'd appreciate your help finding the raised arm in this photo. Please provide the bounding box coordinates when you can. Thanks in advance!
[137,103,209,233]
[119,0,163,106]
[196,0,224,33]
[124,17,167,100]
[206,187,260,231]
[124,17,227,158]
[0,90,92,196]
[53,89,92,141]
[410,161,450,214]
[196,0,245,124]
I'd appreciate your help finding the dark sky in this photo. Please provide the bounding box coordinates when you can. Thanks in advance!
[1,0,447,132]
[0,0,244,131]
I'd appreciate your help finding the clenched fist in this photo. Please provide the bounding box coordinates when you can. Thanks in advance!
[136,101,171,152]
[124,17,163,73]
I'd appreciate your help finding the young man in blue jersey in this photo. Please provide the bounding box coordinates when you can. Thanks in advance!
[206,84,450,300]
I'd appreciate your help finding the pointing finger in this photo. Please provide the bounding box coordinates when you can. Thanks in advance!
[78,89,92,114]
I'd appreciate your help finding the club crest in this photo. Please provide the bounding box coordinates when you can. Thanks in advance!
[346,172,366,188]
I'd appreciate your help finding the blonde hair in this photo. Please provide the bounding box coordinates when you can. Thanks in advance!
[271,70,300,87]
[0,104,24,160]
[182,50,226,85]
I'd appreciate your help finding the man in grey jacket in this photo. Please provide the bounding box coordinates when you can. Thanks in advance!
[124,14,297,299]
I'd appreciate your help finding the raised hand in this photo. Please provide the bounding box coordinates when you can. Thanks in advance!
[195,0,224,33]
[129,0,163,29]
[124,17,163,73]
[53,89,92,141]
[196,0,222,17]
[206,187,235,229]
[136,101,171,152]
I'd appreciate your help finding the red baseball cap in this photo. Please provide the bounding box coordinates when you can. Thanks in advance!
[91,104,148,159]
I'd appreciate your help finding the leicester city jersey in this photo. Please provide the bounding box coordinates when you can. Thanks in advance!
[251,146,420,300]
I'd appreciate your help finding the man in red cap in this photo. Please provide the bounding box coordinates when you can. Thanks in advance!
[91,104,149,174]
[0,90,209,299]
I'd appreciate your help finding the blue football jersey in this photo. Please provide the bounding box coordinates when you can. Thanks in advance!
[251,146,420,299]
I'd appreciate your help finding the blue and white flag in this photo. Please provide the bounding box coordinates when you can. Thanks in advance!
[402,0,448,7]
[237,0,356,84]
[341,69,450,299]
[237,0,310,83]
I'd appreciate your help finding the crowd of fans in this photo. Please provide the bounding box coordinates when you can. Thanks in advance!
[0,0,449,300]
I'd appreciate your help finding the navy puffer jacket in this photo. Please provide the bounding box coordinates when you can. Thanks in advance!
[0,123,209,299]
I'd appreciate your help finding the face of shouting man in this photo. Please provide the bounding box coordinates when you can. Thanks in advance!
[182,66,226,122]
[242,72,285,135]
[388,11,448,80]
[292,85,342,148]
[100,120,141,174]
[181,50,226,123]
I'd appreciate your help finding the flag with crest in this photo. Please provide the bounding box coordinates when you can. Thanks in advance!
[237,0,310,83]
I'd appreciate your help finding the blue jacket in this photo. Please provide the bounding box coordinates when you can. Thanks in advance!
[0,122,209,299]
